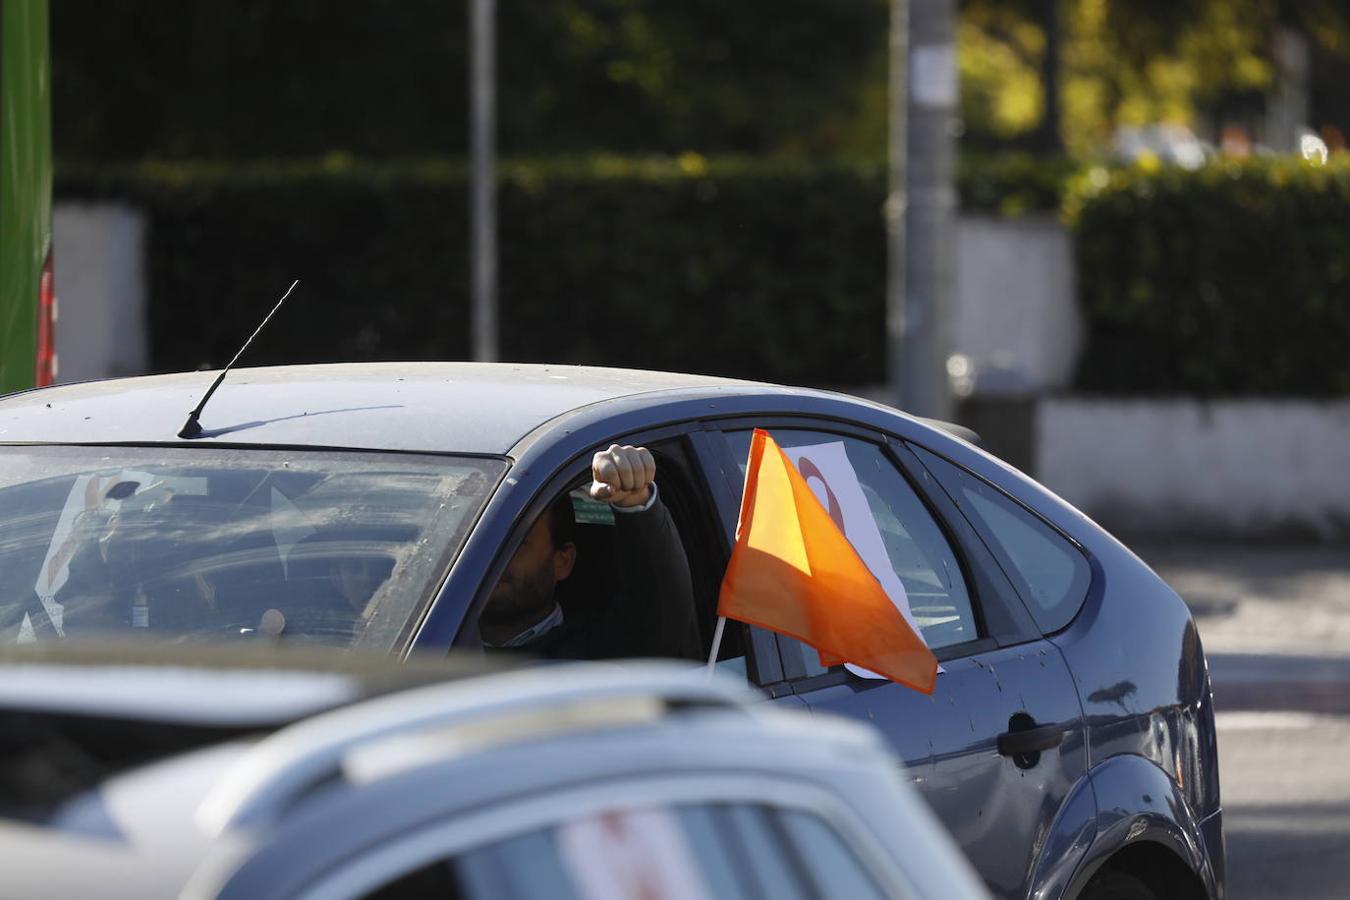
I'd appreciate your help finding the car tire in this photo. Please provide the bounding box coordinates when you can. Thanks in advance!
[1079,869,1162,900]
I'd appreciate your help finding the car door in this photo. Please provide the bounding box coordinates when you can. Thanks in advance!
[708,423,1088,900]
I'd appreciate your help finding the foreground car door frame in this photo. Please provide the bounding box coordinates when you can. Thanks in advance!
[212,772,932,900]
[699,415,1091,900]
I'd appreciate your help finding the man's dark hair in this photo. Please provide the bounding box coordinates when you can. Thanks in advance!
[546,493,577,549]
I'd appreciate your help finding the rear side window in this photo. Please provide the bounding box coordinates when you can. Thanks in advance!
[911,446,1090,634]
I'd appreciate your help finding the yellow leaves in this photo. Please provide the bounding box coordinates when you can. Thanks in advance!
[1075,0,1109,32]
[1233,55,1272,89]
[956,0,1348,157]
[676,151,708,177]
[958,22,1043,139]
[1135,152,1162,174]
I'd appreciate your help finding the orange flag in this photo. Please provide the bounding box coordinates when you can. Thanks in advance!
[717,429,937,694]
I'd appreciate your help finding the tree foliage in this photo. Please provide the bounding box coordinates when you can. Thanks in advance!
[51,0,889,161]
[961,0,1350,155]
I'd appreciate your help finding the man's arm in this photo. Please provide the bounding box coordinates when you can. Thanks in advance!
[590,445,702,660]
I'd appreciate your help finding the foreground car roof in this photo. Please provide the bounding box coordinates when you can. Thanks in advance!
[0,363,763,455]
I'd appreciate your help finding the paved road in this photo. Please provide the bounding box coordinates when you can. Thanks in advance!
[1139,544,1350,900]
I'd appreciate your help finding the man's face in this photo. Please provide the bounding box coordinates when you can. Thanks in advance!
[486,517,574,622]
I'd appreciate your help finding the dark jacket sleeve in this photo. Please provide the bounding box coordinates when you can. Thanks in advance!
[605,492,702,660]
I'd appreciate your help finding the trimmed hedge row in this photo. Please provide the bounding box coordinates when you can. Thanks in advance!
[64,154,1348,397]
[56,157,891,386]
[1067,157,1350,395]
[958,151,1071,216]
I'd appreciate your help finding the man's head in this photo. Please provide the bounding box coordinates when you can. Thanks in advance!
[481,494,577,639]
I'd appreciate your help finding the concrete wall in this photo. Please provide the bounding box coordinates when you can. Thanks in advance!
[1036,399,1350,540]
[952,215,1080,393]
[51,203,148,383]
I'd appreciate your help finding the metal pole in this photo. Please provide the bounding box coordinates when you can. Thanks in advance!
[895,0,957,420]
[469,0,498,362]
[886,0,910,415]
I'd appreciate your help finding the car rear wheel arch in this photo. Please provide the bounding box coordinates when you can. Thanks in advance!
[1064,754,1219,900]
[1076,841,1209,900]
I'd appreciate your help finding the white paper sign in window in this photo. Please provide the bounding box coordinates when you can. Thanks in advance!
[556,807,713,900]
[783,441,937,679]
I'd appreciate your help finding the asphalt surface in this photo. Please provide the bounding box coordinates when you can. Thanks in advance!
[1138,543,1350,900]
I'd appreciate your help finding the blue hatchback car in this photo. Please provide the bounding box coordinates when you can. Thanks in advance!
[0,363,1223,900]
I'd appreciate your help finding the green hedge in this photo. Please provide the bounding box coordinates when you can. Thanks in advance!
[1067,157,1350,395]
[56,157,891,386]
[958,151,1072,217]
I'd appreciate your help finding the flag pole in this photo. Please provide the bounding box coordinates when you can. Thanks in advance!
[705,616,727,673]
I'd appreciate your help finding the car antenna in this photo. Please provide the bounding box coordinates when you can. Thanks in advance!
[177,280,299,439]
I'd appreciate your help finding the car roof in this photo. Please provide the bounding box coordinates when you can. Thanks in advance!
[0,362,766,455]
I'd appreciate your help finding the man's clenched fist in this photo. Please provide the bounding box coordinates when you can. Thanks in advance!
[589,444,656,508]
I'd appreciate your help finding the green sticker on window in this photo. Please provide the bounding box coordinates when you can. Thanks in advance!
[570,492,615,526]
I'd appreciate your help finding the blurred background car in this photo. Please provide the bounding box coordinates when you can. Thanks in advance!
[0,362,1224,900]
[0,645,990,900]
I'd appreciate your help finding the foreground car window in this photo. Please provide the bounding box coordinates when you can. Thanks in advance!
[360,803,898,900]
[0,446,504,650]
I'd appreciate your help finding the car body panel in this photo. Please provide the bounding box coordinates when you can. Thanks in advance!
[1200,809,1226,898]
[781,642,1088,899]
[1048,554,1221,822]
[896,434,1222,896]
[0,818,201,900]
[1026,770,1098,900]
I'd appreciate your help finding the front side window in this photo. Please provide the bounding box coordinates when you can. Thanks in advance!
[723,430,977,677]
[0,445,504,650]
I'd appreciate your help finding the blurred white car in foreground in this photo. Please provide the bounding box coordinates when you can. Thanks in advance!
[0,646,989,900]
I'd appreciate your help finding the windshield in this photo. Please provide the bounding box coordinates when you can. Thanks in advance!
[0,446,505,651]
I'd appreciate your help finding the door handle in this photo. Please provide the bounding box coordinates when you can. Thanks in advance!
[997,722,1064,758]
